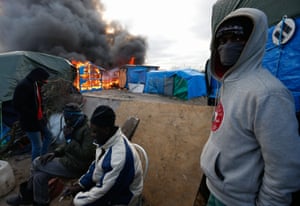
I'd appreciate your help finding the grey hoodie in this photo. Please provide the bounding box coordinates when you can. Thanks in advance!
[200,8,300,205]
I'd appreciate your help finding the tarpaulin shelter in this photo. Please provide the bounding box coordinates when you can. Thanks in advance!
[145,69,207,100]
[0,51,76,102]
[119,64,159,91]
[0,51,76,131]
[144,70,177,96]
[211,0,300,112]
[173,69,207,100]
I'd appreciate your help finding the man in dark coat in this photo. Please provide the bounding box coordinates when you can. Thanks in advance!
[12,67,54,161]
[6,102,96,206]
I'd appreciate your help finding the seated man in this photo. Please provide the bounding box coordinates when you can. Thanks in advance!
[62,105,143,206]
[6,102,96,206]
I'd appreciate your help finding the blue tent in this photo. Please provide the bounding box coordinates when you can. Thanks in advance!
[144,70,177,96]
[120,65,159,90]
[174,69,207,100]
[145,69,207,100]
[262,17,300,112]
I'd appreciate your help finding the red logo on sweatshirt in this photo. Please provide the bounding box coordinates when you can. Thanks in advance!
[211,102,224,132]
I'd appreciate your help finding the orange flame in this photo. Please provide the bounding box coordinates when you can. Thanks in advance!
[71,60,103,92]
[129,56,135,65]
[102,68,120,89]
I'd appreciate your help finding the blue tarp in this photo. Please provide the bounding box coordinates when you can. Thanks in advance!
[126,65,159,84]
[175,69,207,99]
[127,66,149,84]
[262,17,300,112]
[144,70,177,95]
[122,65,159,90]
[145,69,207,100]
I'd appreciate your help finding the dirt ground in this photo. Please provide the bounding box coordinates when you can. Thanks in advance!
[0,152,75,206]
[0,90,211,206]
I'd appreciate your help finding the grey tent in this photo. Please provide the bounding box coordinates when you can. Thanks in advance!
[0,51,76,102]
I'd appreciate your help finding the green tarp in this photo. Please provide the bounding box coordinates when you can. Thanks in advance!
[0,51,75,102]
[211,0,300,34]
[173,75,188,100]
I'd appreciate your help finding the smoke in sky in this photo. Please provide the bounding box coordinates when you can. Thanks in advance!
[0,0,147,68]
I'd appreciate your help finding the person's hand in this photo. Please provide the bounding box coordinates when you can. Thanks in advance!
[39,153,55,165]
[62,183,82,197]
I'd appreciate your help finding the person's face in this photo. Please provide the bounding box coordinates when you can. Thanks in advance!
[216,33,247,67]
[90,123,111,145]
[217,33,246,46]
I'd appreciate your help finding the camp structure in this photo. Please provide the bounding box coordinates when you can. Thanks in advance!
[210,0,300,112]
[0,51,76,103]
[119,64,159,93]
[144,69,207,100]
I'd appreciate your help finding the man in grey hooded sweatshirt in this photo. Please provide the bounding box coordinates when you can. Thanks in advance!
[200,8,300,206]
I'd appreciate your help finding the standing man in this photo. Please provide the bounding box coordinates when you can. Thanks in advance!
[200,8,300,205]
[13,67,54,161]
[63,105,143,206]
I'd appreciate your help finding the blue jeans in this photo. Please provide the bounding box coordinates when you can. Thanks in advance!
[26,125,54,161]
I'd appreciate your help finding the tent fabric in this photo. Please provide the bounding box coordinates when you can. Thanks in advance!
[175,69,207,100]
[0,51,75,102]
[145,69,207,100]
[262,17,300,112]
[120,65,159,90]
[127,66,149,84]
[211,0,300,35]
[144,70,177,95]
[173,75,189,100]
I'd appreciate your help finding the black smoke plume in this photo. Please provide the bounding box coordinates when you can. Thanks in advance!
[0,0,147,68]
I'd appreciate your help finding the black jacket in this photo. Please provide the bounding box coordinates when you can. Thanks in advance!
[12,68,49,131]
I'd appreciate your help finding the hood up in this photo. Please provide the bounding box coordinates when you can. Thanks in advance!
[210,8,268,82]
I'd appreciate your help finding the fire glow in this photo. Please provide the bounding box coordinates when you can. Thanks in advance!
[72,60,103,92]
[71,57,136,92]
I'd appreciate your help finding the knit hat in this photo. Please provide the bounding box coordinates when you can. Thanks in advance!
[63,102,84,128]
[90,105,115,127]
[216,16,253,40]
[63,103,83,119]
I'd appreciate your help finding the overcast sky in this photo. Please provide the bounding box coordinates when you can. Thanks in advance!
[101,0,218,70]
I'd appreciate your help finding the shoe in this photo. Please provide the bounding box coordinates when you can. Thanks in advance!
[6,194,32,205]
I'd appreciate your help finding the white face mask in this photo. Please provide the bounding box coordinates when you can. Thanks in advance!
[217,41,245,66]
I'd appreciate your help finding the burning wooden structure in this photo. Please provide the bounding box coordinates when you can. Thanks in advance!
[71,60,159,93]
